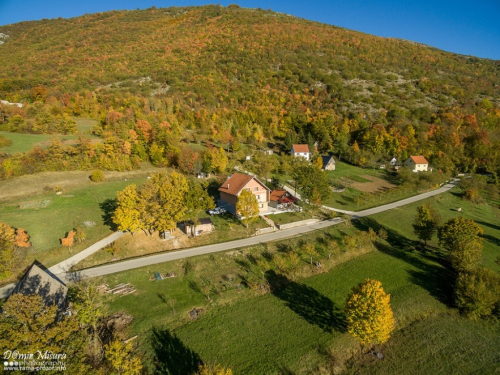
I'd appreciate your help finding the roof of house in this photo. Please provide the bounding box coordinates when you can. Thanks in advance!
[218,173,270,196]
[321,155,335,165]
[187,217,213,226]
[10,263,68,308]
[199,217,213,225]
[292,144,310,153]
[409,156,429,164]
[270,189,288,201]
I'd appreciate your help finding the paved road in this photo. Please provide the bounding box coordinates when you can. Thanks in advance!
[354,179,458,217]
[49,231,124,275]
[0,231,124,299]
[61,180,458,282]
[60,218,344,283]
[0,178,459,297]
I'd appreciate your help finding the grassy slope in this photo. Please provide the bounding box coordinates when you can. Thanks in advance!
[173,251,448,374]
[0,176,149,276]
[344,315,500,375]
[97,188,499,374]
[368,186,500,272]
[0,118,98,154]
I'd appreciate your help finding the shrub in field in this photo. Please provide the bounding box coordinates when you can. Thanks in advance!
[90,170,105,183]
[455,268,500,319]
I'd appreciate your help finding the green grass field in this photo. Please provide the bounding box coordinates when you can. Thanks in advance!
[343,314,500,375]
[367,186,500,272]
[95,188,500,374]
[271,211,315,225]
[0,175,151,283]
[0,118,98,154]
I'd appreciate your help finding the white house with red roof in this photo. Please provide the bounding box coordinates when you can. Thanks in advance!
[218,173,271,215]
[404,156,429,172]
[291,144,310,161]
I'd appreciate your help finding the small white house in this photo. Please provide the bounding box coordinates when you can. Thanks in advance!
[321,155,336,171]
[404,156,429,172]
[389,157,398,166]
[291,144,310,161]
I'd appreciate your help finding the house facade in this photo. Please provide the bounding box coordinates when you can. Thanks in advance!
[218,173,271,215]
[321,155,336,171]
[404,156,429,172]
[291,144,310,161]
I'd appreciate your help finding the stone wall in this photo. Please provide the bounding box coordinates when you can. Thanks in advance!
[276,218,319,230]
[254,227,276,235]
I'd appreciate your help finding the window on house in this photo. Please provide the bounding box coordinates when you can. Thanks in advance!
[254,187,258,191]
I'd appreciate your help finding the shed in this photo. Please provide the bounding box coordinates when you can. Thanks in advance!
[183,218,214,236]
[321,155,336,171]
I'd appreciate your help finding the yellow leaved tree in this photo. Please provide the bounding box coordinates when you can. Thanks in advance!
[345,279,395,345]
[197,363,233,375]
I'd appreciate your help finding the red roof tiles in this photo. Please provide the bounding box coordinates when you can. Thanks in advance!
[409,156,429,164]
[292,144,310,153]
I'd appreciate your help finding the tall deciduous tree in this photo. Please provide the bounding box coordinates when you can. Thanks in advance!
[113,184,142,234]
[184,180,216,227]
[104,339,143,375]
[203,147,228,173]
[197,364,233,375]
[413,204,441,245]
[236,189,259,229]
[454,268,500,320]
[438,217,484,272]
[345,279,395,345]
[293,164,331,207]
[151,171,190,232]
[14,228,30,248]
[0,294,79,353]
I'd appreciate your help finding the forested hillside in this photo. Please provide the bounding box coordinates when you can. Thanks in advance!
[0,4,499,178]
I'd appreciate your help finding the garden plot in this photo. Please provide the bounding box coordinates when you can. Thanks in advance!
[350,175,397,193]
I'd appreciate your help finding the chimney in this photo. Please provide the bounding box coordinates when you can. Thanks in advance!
[227,184,230,188]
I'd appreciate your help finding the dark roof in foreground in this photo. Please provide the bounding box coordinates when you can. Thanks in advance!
[10,263,68,308]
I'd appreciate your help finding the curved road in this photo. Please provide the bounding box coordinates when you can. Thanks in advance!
[62,179,458,282]
[1,179,458,296]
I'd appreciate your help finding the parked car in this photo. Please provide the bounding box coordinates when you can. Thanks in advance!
[208,207,226,215]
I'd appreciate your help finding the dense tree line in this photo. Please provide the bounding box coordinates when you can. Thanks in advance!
[0,5,499,180]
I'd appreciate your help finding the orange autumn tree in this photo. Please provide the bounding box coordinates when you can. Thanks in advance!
[15,228,30,248]
[61,230,76,252]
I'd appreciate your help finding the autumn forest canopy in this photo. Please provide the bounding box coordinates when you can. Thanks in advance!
[0,4,499,178]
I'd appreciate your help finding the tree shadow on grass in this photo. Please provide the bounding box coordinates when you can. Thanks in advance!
[483,234,500,247]
[99,198,117,230]
[354,217,455,307]
[476,220,500,232]
[265,270,346,333]
[149,328,202,375]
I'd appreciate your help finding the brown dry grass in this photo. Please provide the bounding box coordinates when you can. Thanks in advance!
[0,163,162,202]
[350,175,397,193]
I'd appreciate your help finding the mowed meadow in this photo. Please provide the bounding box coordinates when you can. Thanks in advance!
[96,188,500,374]
[0,167,159,284]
